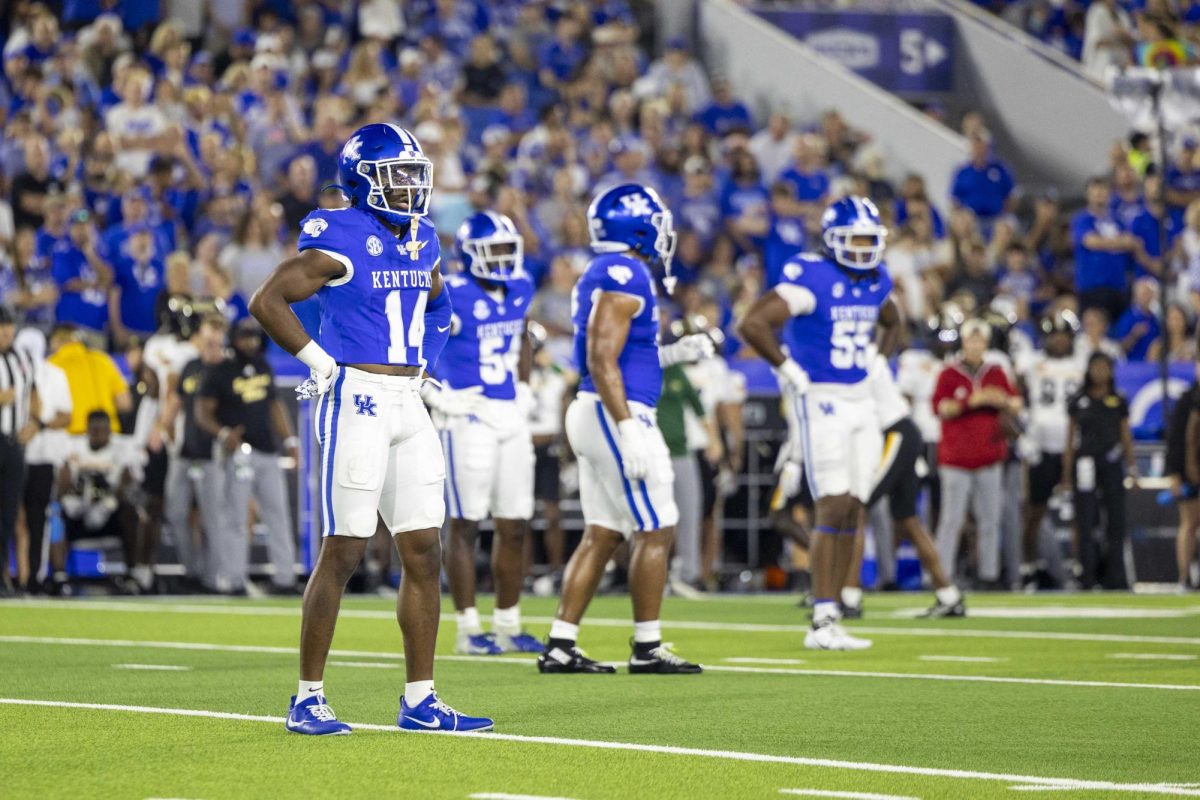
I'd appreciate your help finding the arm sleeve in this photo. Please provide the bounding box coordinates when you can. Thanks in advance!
[297,210,354,287]
[421,284,453,370]
[773,283,816,316]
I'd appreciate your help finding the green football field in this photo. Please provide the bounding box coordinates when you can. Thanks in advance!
[2,592,1199,800]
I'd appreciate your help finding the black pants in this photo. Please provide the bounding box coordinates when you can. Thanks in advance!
[0,437,25,582]
[1079,287,1128,326]
[22,463,54,585]
[1074,456,1128,590]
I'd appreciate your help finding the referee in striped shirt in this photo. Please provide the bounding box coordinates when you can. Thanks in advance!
[0,305,41,596]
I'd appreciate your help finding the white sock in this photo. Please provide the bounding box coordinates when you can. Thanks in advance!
[548,619,579,643]
[813,600,840,625]
[633,620,662,644]
[456,607,483,636]
[493,605,521,635]
[840,586,863,608]
[936,585,962,606]
[297,680,325,704]
[404,680,435,707]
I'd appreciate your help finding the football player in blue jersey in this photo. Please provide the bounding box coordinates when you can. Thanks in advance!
[250,123,492,735]
[739,196,902,651]
[423,211,545,656]
[537,183,713,675]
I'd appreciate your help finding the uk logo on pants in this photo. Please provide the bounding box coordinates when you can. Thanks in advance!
[354,394,378,416]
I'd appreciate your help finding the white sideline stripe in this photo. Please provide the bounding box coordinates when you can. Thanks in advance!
[780,790,920,800]
[9,599,1200,646]
[724,657,807,665]
[917,656,1006,664]
[894,606,1197,619]
[5,636,1200,693]
[3,698,1200,797]
[113,664,192,671]
[1108,653,1198,661]
[469,794,581,800]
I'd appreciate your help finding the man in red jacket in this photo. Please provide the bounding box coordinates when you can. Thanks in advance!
[932,318,1022,587]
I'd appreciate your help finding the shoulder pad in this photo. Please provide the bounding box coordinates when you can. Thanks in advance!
[445,274,470,290]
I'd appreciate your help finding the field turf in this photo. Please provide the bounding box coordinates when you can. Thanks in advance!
[2,592,1198,799]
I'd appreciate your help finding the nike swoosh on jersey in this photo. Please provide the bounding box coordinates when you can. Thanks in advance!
[437,324,451,332]
[401,715,443,728]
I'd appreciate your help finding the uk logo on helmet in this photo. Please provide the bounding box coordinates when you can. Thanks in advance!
[619,193,653,217]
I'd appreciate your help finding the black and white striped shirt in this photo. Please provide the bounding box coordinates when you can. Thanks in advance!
[0,346,34,438]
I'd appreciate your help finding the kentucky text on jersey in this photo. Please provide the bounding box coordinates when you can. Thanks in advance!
[297,206,441,367]
[371,269,434,290]
[437,273,534,401]
[829,305,880,322]
[572,252,662,406]
[475,319,526,339]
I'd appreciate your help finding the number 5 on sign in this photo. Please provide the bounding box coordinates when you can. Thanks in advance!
[830,320,873,369]
[386,289,428,363]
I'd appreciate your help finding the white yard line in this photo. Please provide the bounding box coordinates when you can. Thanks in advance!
[1108,654,1198,661]
[893,607,1198,620]
[5,636,1199,693]
[469,794,581,800]
[328,661,399,669]
[113,664,192,671]
[8,599,1200,646]
[2,698,1199,797]
[917,656,1007,664]
[780,790,920,800]
[724,657,807,665]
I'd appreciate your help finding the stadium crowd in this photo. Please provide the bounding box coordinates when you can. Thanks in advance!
[0,0,1198,599]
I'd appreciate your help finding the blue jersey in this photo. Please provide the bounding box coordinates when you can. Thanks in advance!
[573,253,662,406]
[297,206,441,367]
[437,273,534,400]
[779,253,893,385]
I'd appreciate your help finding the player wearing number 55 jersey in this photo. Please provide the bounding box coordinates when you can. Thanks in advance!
[250,123,491,736]
[739,196,901,651]
[538,183,711,675]
[424,211,544,657]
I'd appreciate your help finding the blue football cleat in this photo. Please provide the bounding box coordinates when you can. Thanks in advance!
[286,695,352,735]
[397,692,494,733]
[455,632,503,655]
[495,631,546,653]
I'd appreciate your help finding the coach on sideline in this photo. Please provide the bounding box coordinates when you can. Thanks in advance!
[0,305,40,596]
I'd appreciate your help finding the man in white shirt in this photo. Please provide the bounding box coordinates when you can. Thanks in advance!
[748,113,800,185]
[105,67,167,178]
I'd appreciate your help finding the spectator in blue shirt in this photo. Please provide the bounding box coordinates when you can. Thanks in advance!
[1165,137,1200,228]
[761,182,807,288]
[693,78,752,137]
[1073,176,1140,322]
[676,156,722,248]
[109,225,165,345]
[538,16,587,89]
[1128,176,1175,279]
[1111,277,1161,362]
[1109,161,1145,229]
[719,148,769,253]
[291,112,344,189]
[52,209,112,334]
[950,129,1015,227]
[779,134,830,215]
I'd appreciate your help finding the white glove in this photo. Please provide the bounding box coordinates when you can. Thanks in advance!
[616,417,652,480]
[775,358,810,397]
[516,381,536,419]
[660,333,715,367]
[295,367,336,400]
[777,461,803,504]
[422,383,484,417]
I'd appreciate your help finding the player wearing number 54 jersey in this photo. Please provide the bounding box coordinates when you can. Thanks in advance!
[424,211,544,657]
[250,123,491,736]
[538,183,712,675]
[739,196,901,652]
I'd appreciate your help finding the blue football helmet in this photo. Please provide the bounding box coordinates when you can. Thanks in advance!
[456,211,524,282]
[587,183,678,290]
[821,195,888,271]
[338,123,433,227]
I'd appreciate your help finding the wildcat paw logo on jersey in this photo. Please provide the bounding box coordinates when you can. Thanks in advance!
[783,261,804,281]
[619,192,653,217]
[353,394,378,417]
[302,218,328,238]
[473,299,490,320]
[366,235,383,257]
[607,265,634,285]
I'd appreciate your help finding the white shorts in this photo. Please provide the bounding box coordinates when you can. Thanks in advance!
[314,367,446,538]
[790,383,882,503]
[437,397,535,521]
[564,392,678,538]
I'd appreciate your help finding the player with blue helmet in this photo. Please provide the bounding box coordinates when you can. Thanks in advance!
[251,122,492,735]
[739,195,902,651]
[538,183,713,675]
[422,210,544,656]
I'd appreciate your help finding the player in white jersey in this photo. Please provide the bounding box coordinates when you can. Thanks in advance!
[424,211,543,656]
[1020,310,1083,586]
[538,183,711,675]
[739,197,901,651]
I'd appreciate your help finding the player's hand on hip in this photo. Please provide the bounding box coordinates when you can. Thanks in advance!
[296,366,336,400]
[775,358,810,397]
[422,382,484,417]
[660,333,715,367]
[616,418,652,480]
